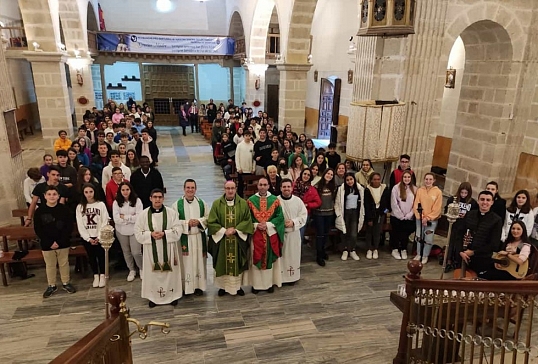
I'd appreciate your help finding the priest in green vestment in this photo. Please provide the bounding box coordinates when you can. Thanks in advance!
[207,180,254,296]
[243,177,285,294]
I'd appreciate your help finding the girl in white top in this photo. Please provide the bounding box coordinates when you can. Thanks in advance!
[112,181,144,282]
[310,164,322,187]
[335,173,365,261]
[76,183,110,288]
[501,190,534,242]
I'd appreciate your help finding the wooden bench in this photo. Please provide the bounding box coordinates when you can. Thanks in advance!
[17,118,33,141]
[0,225,37,252]
[12,209,28,226]
[0,246,88,286]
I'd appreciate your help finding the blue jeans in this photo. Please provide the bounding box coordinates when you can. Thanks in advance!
[314,214,333,260]
[415,219,438,257]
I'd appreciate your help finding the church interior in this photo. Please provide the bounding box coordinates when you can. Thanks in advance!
[1,0,538,363]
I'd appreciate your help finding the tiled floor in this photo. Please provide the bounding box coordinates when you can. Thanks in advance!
[1,128,462,363]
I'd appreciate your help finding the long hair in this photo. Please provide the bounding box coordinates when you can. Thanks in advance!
[312,151,327,172]
[67,148,81,170]
[507,189,532,214]
[291,153,305,170]
[79,183,100,215]
[343,173,360,197]
[456,182,473,204]
[125,149,140,169]
[277,157,289,175]
[505,220,531,245]
[115,181,138,207]
[399,170,416,202]
[76,167,94,193]
[317,168,336,196]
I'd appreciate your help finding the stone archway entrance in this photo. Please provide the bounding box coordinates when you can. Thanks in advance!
[444,20,516,195]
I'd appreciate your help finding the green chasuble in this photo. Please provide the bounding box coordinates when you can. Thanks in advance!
[247,194,285,269]
[207,194,254,277]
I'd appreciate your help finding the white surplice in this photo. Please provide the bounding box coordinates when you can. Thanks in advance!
[171,197,209,294]
[278,195,307,283]
[134,207,183,304]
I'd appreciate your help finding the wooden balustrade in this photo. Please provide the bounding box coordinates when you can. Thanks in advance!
[0,26,27,49]
[50,289,132,364]
[392,261,538,363]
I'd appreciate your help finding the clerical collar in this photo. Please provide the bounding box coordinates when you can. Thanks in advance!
[281,194,292,200]
[150,206,163,213]
[185,197,194,204]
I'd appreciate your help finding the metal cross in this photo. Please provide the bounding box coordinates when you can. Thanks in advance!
[157,287,166,297]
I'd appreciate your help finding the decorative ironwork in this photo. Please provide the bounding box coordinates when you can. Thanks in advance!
[394,0,406,21]
[361,1,369,24]
[374,0,387,21]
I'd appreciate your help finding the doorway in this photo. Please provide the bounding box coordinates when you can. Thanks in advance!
[317,77,341,139]
[142,64,195,125]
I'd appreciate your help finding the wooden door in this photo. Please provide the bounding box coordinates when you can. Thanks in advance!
[142,65,195,125]
[266,84,279,125]
[317,78,334,139]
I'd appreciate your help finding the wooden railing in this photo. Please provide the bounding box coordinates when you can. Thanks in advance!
[392,261,538,363]
[0,26,27,49]
[50,289,133,364]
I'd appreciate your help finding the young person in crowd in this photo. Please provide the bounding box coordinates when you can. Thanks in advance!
[101,150,131,190]
[254,128,273,175]
[310,164,322,186]
[53,130,72,152]
[280,139,294,161]
[136,128,159,166]
[220,133,237,180]
[25,166,69,226]
[76,183,110,288]
[390,170,416,260]
[335,173,365,261]
[289,153,306,182]
[389,154,414,190]
[235,130,256,198]
[113,181,143,282]
[355,159,374,187]
[364,172,390,260]
[67,148,81,171]
[34,185,76,298]
[334,163,346,187]
[211,119,226,164]
[312,168,337,266]
[105,167,129,211]
[443,182,477,270]
[501,189,534,241]
[311,151,328,174]
[413,173,442,263]
[344,159,357,174]
[71,167,105,208]
[287,143,307,167]
[91,132,111,156]
[304,139,316,166]
[326,143,341,170]
[130,156,164,209]
[56,150,78,192]
[23,168,45,206]
[278,157,292,181]
[233,127,244,145]
[146,120,157,142]
[125,149,140,173]
[71,141,90,167]
[77,137,92,162]
[486,181,506,222]
[40,154,54,180]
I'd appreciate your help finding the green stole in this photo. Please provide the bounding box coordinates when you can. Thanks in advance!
[148,208,172,271]
[176,197,207,257]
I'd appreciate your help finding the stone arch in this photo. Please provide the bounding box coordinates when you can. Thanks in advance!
[229,11,245,38]
[249,0,275,63]
[58,0,88,51]
[444,19,517,195]
[18,0,59,51]
[285,0,318,64]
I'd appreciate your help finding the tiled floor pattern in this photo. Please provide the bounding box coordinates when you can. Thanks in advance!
[1,127,530,363]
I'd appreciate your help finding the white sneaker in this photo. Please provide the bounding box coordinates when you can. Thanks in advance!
[349,251,360,261]
[413,255,421,261]
[92,275,99,288]
[127,271,136,282]
[366,250,373,259]
[373,250,379,260]
[99,274,106,288]
[391,249,402,260]
[421,257,429,264]
[401,250,408,260]
[341,251,349,261]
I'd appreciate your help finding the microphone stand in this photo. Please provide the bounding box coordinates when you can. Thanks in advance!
[417,203,425,261]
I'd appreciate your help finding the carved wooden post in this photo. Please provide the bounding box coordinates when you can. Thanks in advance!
[393,260,422,364]
[108,289,133,363]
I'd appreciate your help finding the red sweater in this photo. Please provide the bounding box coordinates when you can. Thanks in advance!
[105,178,128,211]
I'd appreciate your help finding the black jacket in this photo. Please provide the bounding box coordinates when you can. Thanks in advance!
[33,203,73,250]
[130,168,164,208]
[135,139,159,165]
[455,209,502,259]
[492,196,507,223]
[364,186,390,222]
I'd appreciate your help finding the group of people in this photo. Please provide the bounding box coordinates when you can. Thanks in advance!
[24,100,165,298]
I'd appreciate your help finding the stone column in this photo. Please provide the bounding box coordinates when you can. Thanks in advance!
[0,42,27,220]
[66,57,95,123]
[23,51,74,146]
[243,63,268,114]
[276,63,312,132]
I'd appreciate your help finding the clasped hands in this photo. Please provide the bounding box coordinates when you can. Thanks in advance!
[188,219,199,227]
[225,227,236,236]
[151,231,165,239]
[257,222,267,231]
[284,219,294,228]
[89,238,100,245]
